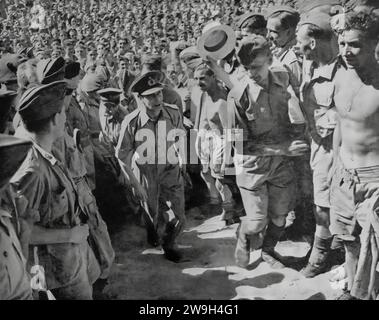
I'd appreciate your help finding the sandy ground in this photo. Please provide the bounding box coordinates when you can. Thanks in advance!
[101,205,345,300]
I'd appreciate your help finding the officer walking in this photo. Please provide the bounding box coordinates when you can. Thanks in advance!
[116,71,186,263]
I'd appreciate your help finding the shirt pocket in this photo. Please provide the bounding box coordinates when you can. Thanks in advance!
[45,188,69,227]
[313,82,334,108]
[312,83,336,137]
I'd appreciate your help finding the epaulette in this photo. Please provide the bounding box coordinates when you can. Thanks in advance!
[283,49,300,65]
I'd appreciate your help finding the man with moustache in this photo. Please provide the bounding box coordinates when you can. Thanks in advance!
[116,71,186,263]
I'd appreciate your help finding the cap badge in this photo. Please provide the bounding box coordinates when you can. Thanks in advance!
[148,77,157,86]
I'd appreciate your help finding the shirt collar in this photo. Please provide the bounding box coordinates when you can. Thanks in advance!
[311,60,338,81]
[245,71,283,101]
[139,105,167,127]
[276,38,297,61]
[33,142,58,166]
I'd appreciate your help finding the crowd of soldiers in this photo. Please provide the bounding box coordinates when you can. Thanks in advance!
[1,0,379,300]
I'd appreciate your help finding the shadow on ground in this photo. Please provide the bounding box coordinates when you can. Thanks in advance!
[97,202,343,300]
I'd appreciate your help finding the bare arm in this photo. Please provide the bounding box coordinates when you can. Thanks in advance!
[205,56,235,90]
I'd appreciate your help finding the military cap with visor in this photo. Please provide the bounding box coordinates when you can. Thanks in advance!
[129,71,164,96]
[97,88,123,104]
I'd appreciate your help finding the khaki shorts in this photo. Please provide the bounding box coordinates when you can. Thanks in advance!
[330,161,379,238]
[234,154,295,222]
[196,132,225,179]
[310,137,333,208]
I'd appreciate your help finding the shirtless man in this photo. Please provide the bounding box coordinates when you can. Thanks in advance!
[330,11,379,300]
[192,64,241,225]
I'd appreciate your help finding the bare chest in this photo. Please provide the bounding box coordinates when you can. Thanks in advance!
[335,82,379,121]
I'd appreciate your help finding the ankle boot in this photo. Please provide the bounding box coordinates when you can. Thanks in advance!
[261,222,285,269]
[328,236,346,267]
[302,236,333,278]
[235,224,250,268]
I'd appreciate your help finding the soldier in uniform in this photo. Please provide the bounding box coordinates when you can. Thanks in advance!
[10,81,100,299]
[0,134,33,300]
[98,88,128,148]
[266,6,302,91]
[229,35,309,268]
[296,12,344,277]
[116,72,186,263]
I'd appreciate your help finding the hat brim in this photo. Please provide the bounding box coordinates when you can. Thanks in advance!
[0,135,32,189]
[140,86,163,96]
[197,25,237,61]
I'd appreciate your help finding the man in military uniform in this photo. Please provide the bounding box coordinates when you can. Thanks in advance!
[10,81,100,300]
[0,134,33,300]
[266,6,302,91]
[116,71,186,263]
[98,88,128,148]
[296,12,343,277]
[230,35,309,268]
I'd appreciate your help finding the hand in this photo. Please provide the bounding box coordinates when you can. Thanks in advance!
[360,183,379,200]
[204,55,219,71]
[70,224,90,244]
[286,140,309,157]
[184,92,191,102]
[183,116,193,129]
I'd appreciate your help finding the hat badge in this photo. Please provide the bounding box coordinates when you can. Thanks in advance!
[148,77,157,86]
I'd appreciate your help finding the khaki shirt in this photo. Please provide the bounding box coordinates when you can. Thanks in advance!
[116,103,185,218]
[0,202,32,300]
[116,103,185,176]
[99,102,127,148]
[9,140,100,290]
[52,131,87,181]
[301,60,339,141]
[228,70,295,156]
[273,44,303,88]
[66,97,96,190]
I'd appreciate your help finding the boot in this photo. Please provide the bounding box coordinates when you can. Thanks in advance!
[328,236,346,267]
[261,222,286,269]
[162,219,185,263]
[220,201,243,226]
[235,224,250,268]
[302,236,333,278]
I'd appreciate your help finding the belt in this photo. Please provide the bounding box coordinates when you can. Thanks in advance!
[339,159,379,185]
